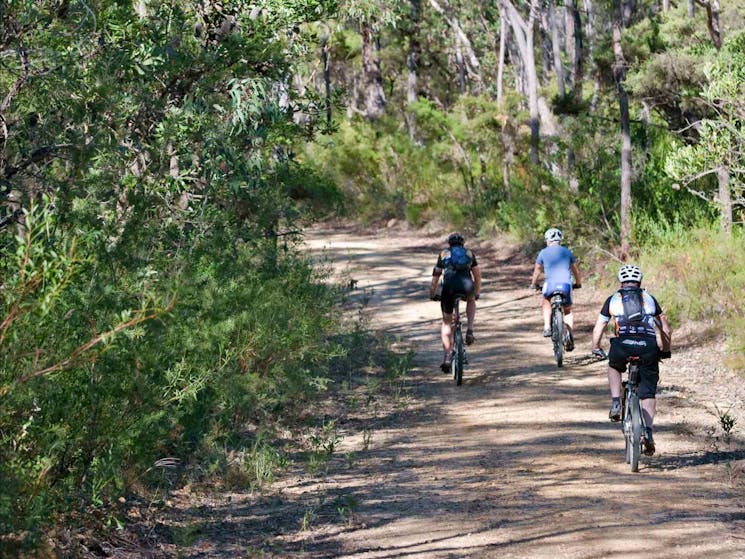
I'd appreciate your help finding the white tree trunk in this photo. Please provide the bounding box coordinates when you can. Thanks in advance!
[613,21,632,260]
[360,22,387,120]
[716,165,732,233]
[497,15,508,103]
[429,0,484,91]
[501,0,541,163]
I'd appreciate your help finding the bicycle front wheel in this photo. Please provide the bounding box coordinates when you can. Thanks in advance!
[628,393,642,472]
[551,308,564,367]
[453,328,464,386]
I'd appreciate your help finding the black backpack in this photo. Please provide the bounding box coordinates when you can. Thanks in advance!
[619,287,646,323]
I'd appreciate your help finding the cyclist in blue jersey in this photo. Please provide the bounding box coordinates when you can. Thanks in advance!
[529,228,582,349]
[591,264,672,455]
[429,233,482,373]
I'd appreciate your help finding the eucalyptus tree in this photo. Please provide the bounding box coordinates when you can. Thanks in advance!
[565,0,584,105]
[428,0,484,94]
[665,31,745,233]
[612,0,633,259]
[499,0,541,162]
[339,0,400,119]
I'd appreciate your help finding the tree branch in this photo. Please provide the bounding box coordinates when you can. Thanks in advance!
[2,299,176,396]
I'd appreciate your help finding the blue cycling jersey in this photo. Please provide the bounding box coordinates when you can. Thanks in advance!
[536,245,576,284]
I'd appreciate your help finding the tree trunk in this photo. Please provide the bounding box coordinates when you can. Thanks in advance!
[501,0,540,163]
[526,2,540,164]
[716,165,732,233]
[167,141,179,179]
[360,21,387,120]
[502,121,516,194]
[540,13,552,83]
[622,0,633,25]
[497,14,508,103]
[506,28,526,97]
[321,30,332,127]
[548,1,566,98]
[565,0,583,104]
[406,0,420,140]
[612,16,632,260]
[455,32,467,94]
[688,0,695,17]
[407,0,420,105]
[429,0,483,92]
[696,0,722,49]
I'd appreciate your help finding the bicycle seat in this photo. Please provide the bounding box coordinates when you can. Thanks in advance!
[549,292,567,303]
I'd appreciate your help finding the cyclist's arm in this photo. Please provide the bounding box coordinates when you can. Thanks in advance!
[570,262,582,286]
[592,313,610,350]
[429,267,442,298]
[530,262,543,286]
[657,314,672,352]
[471,265,481,296]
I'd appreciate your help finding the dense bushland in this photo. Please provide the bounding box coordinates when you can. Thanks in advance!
[3,0,745,552]
[0,1,355,549]
[0,200,348,539]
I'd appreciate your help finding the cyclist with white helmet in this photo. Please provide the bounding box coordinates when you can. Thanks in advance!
[591,264,672,455]
[429,232,482,373]
[529,228,582,349]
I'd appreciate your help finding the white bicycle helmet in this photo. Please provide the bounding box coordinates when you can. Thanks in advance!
[544,228,563,243]
[617,264,643,283]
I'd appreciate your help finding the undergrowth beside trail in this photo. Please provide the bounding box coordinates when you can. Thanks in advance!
[635,225,745,367]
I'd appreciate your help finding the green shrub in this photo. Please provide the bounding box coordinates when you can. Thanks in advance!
[0,202,346,543]
[636,225,745,356]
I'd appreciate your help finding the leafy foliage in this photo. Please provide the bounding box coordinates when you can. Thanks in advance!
[0,0,350,546]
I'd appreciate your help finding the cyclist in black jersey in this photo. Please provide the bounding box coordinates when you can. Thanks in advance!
[591,264,672,455]
[429,233,482,373]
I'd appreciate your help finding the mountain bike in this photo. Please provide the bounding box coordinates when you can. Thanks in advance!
[620,356,648,472]
[592,349,647,473]
[540,284,578,367]
[449,294,468,386]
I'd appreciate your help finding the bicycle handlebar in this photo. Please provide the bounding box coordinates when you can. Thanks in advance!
[431,292,481,302]
[591,347,670,362]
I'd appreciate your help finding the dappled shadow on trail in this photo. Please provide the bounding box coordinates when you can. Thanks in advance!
[171,228,745,559]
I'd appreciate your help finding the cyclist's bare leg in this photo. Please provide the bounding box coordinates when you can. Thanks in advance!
[541,297,551,330]
[641,397,656,428]
[466,297,476,332]
[607,366,622,398]
[564,306,574,331]
[440,313,453,361]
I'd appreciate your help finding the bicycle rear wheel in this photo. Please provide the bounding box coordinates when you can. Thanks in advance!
[628,393,642,472]
[551,308,564,367]
[453,328,464,386]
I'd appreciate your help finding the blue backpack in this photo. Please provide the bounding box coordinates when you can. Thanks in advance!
[447,246,472,271]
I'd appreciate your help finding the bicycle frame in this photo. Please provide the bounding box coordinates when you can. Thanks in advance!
[549,292,567,367]
[450,296,467,386]
[621,359,646,472]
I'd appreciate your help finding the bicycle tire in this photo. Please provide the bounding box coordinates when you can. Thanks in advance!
[629,393,642,472]
[453,328,464,386]
[623,390,631,464]
[551,307,564,367]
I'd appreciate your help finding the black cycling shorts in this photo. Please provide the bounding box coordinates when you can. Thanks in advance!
[440,273,475,314]
[608,336,659,399]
